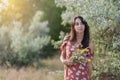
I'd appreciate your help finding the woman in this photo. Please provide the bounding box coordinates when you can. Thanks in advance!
[60,16,94,80]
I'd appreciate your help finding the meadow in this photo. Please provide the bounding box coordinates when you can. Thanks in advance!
[0,54,64,80]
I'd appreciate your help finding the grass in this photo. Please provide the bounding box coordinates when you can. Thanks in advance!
[0,54,64,80]
[0,54,117,80]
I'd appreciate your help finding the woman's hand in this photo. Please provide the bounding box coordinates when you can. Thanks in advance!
[87,61,92,77]
[78,56,88,63]
[63,59,74,66]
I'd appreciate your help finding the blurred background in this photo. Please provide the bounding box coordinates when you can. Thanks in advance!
[0,0,120,80]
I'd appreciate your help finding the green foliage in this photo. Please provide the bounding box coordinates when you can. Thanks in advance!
[0,0,64,58]
[33,0,65,58]
[0,11,50,65]
[51,31,67,49]
[55,0,120,79]
[35,0,64,40]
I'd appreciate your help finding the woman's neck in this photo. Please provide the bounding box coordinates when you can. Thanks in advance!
[76,33,84,43]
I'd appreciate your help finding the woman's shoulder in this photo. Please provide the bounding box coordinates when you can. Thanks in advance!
[60,35,70,51]
[63,35,70,41]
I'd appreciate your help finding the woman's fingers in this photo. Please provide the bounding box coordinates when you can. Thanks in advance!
[64,59,73,66]
[68,59,74,65]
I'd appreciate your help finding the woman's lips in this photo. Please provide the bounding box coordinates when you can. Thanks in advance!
[78,29,82,30]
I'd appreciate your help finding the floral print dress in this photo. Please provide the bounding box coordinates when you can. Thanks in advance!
[60,38,94,80]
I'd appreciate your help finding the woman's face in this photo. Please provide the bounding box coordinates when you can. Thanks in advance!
[74,18,85,33]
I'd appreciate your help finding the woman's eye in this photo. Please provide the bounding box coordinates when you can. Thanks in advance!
[75,22,79,26]
[75,22,83,26]
[80,22,83,25]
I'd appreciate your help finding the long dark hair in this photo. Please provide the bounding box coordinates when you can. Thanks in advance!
[69,16,90,48]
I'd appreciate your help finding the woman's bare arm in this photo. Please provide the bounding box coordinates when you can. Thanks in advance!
[87,41,94,77]
[60,45,73,66]
[60,47,66,63]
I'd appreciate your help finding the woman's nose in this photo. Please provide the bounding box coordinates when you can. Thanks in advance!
[78,25,82,28]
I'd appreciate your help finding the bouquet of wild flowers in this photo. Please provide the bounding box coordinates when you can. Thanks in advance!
[70,46,90,64]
